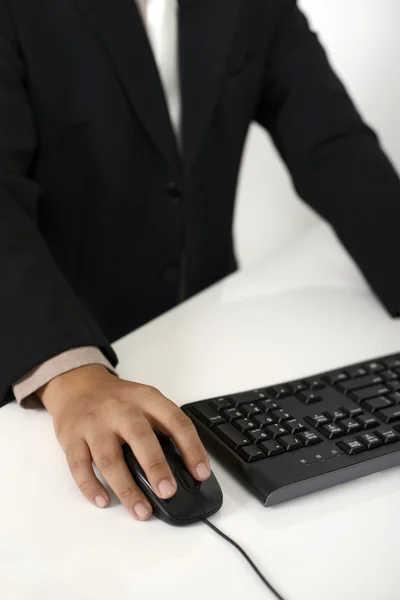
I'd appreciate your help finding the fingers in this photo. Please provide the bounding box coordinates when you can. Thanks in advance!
[146,397,211,482]
[88,433,153,520]
[58,383,210,522]
[118,413,177,500]
[65,439,110,509]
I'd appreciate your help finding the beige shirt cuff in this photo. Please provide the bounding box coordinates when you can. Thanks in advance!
[13,347,116,409]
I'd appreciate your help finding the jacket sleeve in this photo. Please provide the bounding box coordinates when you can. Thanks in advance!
[0,0,117,407]
[256,1,400,316]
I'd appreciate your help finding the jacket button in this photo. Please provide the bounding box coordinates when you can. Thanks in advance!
[167,182,182,202]
[163,267,180,283]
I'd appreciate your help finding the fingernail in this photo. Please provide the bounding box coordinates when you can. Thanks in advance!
[195,462,210,480]
[134,502,151,520]
[158,478,176,498]
[95,495,108,508]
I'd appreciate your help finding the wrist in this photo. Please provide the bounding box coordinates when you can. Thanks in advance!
[37,364,112,415]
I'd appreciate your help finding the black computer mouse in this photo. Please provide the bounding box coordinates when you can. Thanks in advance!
[122,433,223,526]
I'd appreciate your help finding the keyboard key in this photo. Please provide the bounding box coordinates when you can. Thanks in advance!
[270,408,291,423]
[214,424,250,450]
[231,390,268,405]
[211,397,232,411]
[348,367,368,378]
[192,404,225,428]
[376,406,400,424]
[356,432,383,449]
[297,392,323,405]
[297,430,322,446]
[341,405,363,417]
[337,438,366,455]
[291,381,308,393]
[258,399,278,412]
[388,380,400,392]
[305,378,324,390]
[238,445,266,462]
[320,423,345,439]
[284,419,306,434]
[305,413,330,429]
[338,374,383,394]
[356,413,380,429]
[264,424,288,439]
[383,357,400,369]
[350,385,390,403]
[366,362,385,373]
[340,418,363,434]
[389,391,400,403]
[234,418,258,432]
[247,428,270,443]
[323,409,347,422]
[381,369,399,381]
[253,414,275,428]
[268,385,293,399]
[241,403,264,416]
[279,435,303,451]
[221,408,244,422]
[363,396,392,413]
[374,426,400,444]
[259,440,285,457]
[325,371,349,385]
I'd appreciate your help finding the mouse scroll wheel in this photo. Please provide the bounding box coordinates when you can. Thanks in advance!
[175,467,200,492]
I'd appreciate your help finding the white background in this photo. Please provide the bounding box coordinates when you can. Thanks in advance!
[234,0,400,267]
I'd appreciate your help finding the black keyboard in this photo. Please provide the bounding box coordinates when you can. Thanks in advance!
[182,352,400,506]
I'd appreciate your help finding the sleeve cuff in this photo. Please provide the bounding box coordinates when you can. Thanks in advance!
[12,346,117,409]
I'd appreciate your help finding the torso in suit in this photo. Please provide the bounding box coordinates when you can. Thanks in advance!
[1,0,400,402]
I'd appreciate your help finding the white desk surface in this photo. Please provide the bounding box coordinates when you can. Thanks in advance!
[1,222,399,600]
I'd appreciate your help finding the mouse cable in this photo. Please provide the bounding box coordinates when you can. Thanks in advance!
[202,518,286,600]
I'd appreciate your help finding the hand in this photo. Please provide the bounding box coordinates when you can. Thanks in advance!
[37,365,211,520]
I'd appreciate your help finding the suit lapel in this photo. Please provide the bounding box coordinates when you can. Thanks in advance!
[75,0,242,170]
[179,0,242,168]
[75,0,180,168]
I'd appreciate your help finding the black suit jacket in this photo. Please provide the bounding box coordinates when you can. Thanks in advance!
[1,0,400,404]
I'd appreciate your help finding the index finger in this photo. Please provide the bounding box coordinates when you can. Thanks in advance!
[146,397,211,482]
